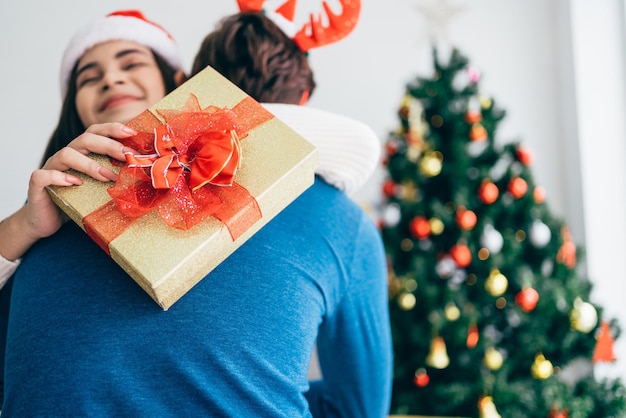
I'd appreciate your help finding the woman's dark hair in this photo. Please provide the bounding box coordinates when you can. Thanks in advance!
[191,12,316,105]
[39,51,180,167]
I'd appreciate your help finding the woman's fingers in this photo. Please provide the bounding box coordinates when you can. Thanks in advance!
[66,122,139,161]
[42,146,118,183]
[30,167,83,188]
[41,122,140,182]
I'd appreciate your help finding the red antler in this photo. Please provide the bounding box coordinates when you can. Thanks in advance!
[292,0,361,51]
[237,0,265,12]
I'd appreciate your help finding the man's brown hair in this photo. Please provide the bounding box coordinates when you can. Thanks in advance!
[191,11,316,105]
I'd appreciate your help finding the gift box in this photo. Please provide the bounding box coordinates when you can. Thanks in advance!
[47,66,318,310]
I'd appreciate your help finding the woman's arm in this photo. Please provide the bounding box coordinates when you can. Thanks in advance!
[261,104,381,196]
[0,123,138,286]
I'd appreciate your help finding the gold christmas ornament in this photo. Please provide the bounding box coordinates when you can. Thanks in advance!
[479,95,493,109]
[406,144,421,162]
[478,395,502,418]
[570,297,598,333]
[429,217,445,235]
[398,292,416,311]
[400,180,418,201]
[484,347,504,370]
[444,302,461,321]
[419,151,443,177]
[485,269,508,297]
[426,336,450,369]
[531,353,553,379]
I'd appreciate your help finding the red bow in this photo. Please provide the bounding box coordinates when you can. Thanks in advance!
[108,94,249,230]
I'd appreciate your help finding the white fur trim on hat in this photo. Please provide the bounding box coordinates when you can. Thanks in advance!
[60,10,183,97]
[262,103,381,196]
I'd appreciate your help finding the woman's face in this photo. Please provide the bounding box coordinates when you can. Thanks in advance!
[74,40,167,127]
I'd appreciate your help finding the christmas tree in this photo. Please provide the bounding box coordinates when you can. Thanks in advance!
[381,47,626,418]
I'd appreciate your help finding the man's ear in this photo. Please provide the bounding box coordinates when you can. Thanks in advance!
[174,71,187,87]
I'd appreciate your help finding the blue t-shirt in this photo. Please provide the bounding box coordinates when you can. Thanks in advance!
[1,179,392,417]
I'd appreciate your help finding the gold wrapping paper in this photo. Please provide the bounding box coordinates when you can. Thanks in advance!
[47,66,318,310]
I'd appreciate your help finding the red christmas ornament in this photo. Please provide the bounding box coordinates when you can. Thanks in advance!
[469,123,488,141]
[508,177,528,199]
[478,180,499,204]
[533,186,546,203]
[516,146,533,166]
[398,105,410,120]
[404,131,422,147]
[409,216,431,239]
[593,321,617,364]
[465,111,482,124]
[450,244,472,268]
[549,406,569,418]
[467,324,479,348]
[557,227,577,269]
[385,141,398,156]
[456,208,477,230]
[515,287,540,312]
[413,368,430,387]
[382,179,396,198]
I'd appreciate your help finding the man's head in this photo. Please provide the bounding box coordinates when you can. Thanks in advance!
[191,11,315,105]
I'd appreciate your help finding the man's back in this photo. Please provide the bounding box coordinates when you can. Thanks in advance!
[2,178,392,417]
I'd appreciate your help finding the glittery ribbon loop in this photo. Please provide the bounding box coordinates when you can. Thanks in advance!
[101,94,263,234]
[124,119,241,191]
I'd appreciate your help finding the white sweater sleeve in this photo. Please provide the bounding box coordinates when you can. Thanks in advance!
[262,103,381,196]
[0,254,20,289]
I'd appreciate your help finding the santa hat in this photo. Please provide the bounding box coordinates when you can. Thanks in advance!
[60,9,183,96]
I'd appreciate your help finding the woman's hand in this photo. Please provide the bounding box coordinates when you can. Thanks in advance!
[0,123,138,261]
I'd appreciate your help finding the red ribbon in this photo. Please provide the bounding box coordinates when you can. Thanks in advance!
[83,94,274,254]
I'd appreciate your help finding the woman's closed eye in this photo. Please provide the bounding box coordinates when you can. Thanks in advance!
[122,60,149,71]
[76,66,102,88]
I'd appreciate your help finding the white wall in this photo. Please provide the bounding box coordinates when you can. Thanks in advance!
[1,0,624,378]
[568,0,626,381]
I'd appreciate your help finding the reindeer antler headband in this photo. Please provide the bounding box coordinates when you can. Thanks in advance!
[237,0,361,51]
